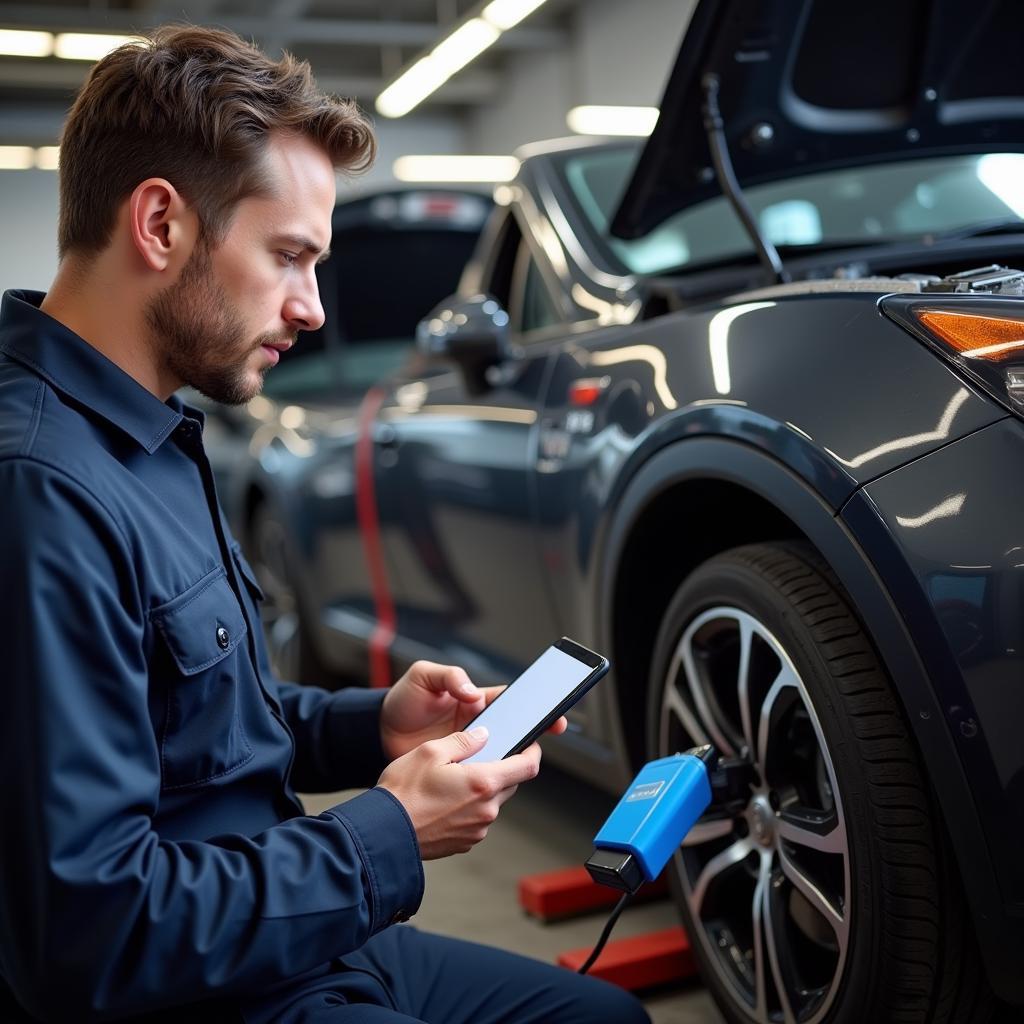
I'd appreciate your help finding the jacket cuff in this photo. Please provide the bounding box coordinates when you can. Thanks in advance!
[327,687,390,787]
[326,787,424,932]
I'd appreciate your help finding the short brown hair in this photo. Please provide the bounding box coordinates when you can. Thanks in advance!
[57,24,375,257]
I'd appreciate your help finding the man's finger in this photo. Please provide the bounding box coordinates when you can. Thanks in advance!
[408,660,449,690]
[477,685,506,706]
[495,784,519,807]
[488,743,542,788]
[413,661,480,701]
[431,726,489,763]
[445,666,482,702]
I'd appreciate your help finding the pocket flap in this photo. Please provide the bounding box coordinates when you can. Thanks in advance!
[151,567,248,675]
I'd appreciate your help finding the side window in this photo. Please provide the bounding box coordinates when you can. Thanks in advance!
[519,253,561,334]
[479,212,561,339]
[509,236,561,338]
[480,211,522,312]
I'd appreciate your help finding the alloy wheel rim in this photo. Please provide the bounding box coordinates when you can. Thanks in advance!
[658,606,850,1024]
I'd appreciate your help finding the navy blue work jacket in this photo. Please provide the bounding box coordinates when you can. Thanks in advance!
[0,291,424,1021]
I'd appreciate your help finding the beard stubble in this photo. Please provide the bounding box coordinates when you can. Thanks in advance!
[145,241,291,406]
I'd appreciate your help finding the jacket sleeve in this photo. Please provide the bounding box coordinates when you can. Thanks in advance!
[274,682,392,792]
[0,459,424,1022]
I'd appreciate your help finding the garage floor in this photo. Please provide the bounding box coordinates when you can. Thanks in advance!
[303,761,724,1024]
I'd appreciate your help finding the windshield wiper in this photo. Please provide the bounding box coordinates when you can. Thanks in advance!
[928,218,1024,242]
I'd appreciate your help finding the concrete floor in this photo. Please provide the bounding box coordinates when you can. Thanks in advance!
[302,760,725,1024]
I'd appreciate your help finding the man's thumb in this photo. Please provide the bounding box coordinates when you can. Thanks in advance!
[444,725,489,762]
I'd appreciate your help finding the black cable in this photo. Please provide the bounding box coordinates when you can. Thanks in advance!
[701,72,789,284]
[577,892,632,975]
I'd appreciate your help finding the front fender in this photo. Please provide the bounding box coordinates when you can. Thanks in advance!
[594,436,1019,1002]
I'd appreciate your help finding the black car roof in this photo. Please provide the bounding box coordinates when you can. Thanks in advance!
[612,0,1024,239]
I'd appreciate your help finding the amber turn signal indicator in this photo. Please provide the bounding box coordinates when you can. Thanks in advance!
[910,306,1024,412]
[916,310,1024,362]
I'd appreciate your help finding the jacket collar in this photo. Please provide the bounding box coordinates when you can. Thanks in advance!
[0,289,188,454]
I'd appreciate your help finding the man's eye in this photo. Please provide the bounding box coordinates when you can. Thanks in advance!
[279,252,299,266]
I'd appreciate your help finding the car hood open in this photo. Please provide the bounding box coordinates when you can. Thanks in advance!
[611,0,1024,239]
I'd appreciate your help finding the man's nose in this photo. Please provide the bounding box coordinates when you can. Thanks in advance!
[283,272,325,333]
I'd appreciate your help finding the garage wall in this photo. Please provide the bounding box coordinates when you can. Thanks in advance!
[0,170,63,292]
[0,115,467,293]
[466,0,695,155]
[352,113,467,194]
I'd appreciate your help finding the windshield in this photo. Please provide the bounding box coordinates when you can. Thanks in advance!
[261,342,412,403]
[263,226,482,401]
[560,144,1024,275]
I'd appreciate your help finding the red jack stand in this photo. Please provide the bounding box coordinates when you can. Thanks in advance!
[516,866,699,992]
[518,866,668,921]
[557,927,697,990]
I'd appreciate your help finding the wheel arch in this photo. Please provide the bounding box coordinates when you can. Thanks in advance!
[597,438,848,771]
[595,436,1016,999]
[605,474,803,773]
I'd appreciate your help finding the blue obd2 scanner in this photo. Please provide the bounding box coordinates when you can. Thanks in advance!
[585,745,718,895]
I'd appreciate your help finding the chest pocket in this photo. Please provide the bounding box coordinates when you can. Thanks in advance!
[151,566,255,790]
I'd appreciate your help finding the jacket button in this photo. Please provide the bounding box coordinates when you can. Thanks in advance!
[216,626,230,650]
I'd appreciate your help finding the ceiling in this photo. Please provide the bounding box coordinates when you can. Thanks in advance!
[0,0,575,145]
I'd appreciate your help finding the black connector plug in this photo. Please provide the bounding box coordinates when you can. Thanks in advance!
[584,847,644,895]
[708,756,756,806]
[689,744,718,770]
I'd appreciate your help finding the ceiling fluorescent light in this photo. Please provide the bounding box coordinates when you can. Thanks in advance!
[377,0,547,120]
[35,146,60,170]
[0,29,54,58]
[394,155,520,183]
[567,105,659,137]
[54,32,143,61]
[378,18,498,118]
[482,0,548,31]
[377,56,448,118]
[431,18,499,75]
[0,146,36,170]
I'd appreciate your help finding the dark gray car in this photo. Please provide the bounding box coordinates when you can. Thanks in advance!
[218,3,1024,1020]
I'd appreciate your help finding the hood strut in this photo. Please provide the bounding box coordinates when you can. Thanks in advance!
[702,73,789,284]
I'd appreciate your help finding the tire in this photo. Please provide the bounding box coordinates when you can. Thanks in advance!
[646,541,995,1024]
[247,502,338,687]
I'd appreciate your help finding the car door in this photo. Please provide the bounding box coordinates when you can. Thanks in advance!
[374,208,566,684]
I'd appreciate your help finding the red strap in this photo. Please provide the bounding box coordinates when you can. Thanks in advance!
[355,387,395,687]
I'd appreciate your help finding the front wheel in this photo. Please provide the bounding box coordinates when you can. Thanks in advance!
[647,542,993,1024]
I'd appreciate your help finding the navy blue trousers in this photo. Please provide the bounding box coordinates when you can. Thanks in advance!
[238,926,651,1024]
[2,926,652,1022]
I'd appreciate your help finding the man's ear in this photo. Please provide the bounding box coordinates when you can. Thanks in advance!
[128,178,196,272]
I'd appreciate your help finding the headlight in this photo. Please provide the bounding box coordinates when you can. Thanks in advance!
[882,297,1024,414]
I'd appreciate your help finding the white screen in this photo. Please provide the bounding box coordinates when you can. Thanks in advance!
[461,646,594,763]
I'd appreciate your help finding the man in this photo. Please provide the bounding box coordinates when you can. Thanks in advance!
[0,26,649,1024]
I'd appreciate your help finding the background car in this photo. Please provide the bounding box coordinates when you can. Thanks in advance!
[212,2,1024,1021]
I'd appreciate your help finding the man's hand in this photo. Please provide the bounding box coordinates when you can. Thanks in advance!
[377,727,541,859]
[380,660,566,762]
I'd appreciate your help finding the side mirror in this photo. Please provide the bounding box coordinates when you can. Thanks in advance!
[416,294,512,394]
